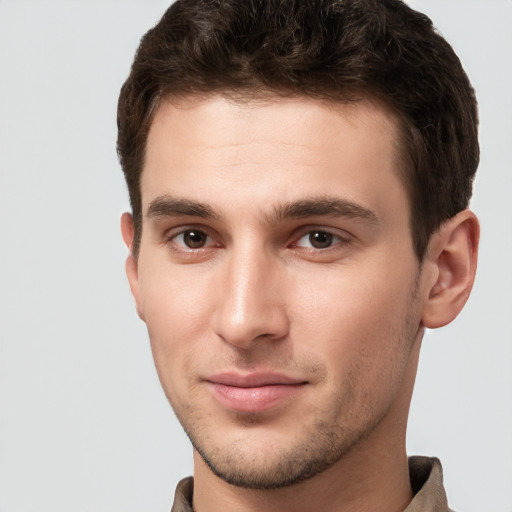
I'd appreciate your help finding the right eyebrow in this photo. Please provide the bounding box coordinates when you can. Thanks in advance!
[146,195,221,220]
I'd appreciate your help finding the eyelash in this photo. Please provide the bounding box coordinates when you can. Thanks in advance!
[166,228,219,251]
[164,226,353,257]
[291,229,352,251]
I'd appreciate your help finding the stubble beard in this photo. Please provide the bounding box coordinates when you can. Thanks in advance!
[171,365,396,491]
[167,277,422,491]
[187,412,382,490]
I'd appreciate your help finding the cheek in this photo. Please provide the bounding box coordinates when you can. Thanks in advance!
[291,263,419,377]
[139,257,215,334]
[137,265,216,392]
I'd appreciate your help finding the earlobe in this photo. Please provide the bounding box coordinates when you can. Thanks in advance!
[421,210,479,329]
[120,213,145,322]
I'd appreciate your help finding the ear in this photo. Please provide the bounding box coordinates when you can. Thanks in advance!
[120,212,145,322]
[421,209,479,329]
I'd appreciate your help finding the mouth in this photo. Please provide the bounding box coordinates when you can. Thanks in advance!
[205,372,308,413]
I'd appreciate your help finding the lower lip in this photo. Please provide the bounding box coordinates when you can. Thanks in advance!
[208,382,305,413]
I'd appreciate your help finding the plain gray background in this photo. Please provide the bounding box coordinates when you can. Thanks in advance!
[0,1,510,510]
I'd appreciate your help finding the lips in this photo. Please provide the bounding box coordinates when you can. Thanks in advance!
[206,372,307,413]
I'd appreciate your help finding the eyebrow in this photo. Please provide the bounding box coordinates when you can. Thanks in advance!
[267,196,379,225]
[146,196,221,220]
[146,194,378,225]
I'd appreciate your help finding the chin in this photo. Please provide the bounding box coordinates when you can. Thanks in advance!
[186,416,376,490]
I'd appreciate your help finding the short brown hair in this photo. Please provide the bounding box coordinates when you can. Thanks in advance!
[117,0,479,258]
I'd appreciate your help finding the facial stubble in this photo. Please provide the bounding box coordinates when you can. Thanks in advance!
[164,276,422,490]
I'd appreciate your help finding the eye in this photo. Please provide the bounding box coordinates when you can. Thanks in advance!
[172,229,213,249]
[294,230,349,250]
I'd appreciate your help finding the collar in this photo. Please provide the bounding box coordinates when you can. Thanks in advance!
[170,456,452,512]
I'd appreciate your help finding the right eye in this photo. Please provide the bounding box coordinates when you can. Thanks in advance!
[171,229,214,249]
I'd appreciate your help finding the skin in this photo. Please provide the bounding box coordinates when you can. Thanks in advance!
[122,95,479,512]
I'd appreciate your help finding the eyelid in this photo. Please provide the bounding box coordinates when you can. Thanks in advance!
[164,224,222,251]
[161,222,353,255]
[290,226,353,249]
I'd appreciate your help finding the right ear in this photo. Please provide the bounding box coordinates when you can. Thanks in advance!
[120,213,145,321]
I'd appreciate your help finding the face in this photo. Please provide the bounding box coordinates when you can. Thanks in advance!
[124,95,428,489]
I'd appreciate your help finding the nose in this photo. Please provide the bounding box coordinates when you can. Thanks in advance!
[211,247,289,349]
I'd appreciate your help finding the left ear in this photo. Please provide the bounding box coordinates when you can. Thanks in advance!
[421,209,479,329]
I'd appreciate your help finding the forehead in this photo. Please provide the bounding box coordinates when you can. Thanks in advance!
[141,94,406,221]
[147,93,401,153]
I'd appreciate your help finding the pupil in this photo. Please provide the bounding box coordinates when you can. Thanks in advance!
[309,231,332,249]
[184,230,206,248]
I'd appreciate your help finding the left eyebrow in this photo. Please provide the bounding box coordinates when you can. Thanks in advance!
[266,196,379,226]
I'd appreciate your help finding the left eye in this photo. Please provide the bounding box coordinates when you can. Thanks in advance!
[295,230,347,249]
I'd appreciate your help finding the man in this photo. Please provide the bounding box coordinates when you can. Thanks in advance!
[117,0,479,510]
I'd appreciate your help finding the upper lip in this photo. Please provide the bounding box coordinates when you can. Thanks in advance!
[205,372,307,388]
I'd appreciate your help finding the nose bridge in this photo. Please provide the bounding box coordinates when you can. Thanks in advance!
[213,241,288,348]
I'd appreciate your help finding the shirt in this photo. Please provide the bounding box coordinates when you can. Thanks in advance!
[170,456,452,512]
